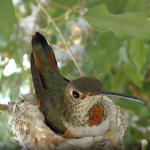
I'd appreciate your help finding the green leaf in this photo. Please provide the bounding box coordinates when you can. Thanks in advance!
[83,0,128,14]
[101,75,111,91]
[125,0,146,12]
[111,72,127,92]
[141,49,150,76]
[124,136,136,150]
[91,32,120,78]
[129,38,147,73]
[60,60,77,79]
[83,4,150,40]
[116,99,146,117]
[135,117,150,127]
[122,63,142,88]
[81,52,95,75]
[0,0,15,50]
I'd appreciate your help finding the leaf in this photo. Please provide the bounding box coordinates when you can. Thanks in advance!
[0,0,15,50]
[141,49,150,76]
[81,52,95,75]
[124,136,136,150]
[125,0,146,12]
[83,0,128,14]
[116,99,146,117]
[83,4,150,40]
[60,60,77,79]
[129,38,147,73]
[111,72,127,92]
[122,63,142,88]
[101,75,111,91]
[135,117,150,127]
[143,82,150,98]
[91,32,120,78]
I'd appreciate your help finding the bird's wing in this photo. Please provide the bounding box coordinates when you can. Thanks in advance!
[31,52,66,133]
[30,52,56,114]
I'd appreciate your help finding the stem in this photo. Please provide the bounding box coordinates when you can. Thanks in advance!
[49,0,80,13]
[141,139,148,150]
[35,0,84,76]
[54,13,68,21]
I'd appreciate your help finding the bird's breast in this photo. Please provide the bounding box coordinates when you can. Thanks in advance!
[61,96,109,137]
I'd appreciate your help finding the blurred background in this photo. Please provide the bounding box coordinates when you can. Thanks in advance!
[0,0,150,149]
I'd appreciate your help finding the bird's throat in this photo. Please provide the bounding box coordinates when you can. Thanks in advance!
[88,105,104,126]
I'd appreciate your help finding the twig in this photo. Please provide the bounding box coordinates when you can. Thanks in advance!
[0,104,11,115]
[35,0,84,76]
[54,12,69,21]
[49,0,80,13]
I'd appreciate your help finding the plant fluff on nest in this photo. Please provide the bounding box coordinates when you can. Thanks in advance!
[8,93,126,150]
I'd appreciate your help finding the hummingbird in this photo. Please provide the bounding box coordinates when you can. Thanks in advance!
[31,32,143,137]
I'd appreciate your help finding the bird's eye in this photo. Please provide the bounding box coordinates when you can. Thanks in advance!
[72,91,80,99]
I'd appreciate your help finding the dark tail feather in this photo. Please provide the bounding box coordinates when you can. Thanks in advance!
[31,32,69,91]
[32,32,60,74]
[30,52,55,115]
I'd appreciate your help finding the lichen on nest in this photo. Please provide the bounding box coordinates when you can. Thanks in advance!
[8,93,127,150]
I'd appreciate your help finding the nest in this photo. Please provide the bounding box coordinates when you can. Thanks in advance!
[8,94,127,150]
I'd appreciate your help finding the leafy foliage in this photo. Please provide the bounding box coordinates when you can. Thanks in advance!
[83,4,150,40]
[0,0,15,50]
[0,0,150,149]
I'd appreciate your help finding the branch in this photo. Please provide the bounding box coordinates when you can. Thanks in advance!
[0,103,11,115]
[53,13,68,21]
[35,0,84,76]
[49,0,80,13]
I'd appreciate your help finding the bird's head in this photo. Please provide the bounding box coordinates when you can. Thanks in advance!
[61,77,106,128]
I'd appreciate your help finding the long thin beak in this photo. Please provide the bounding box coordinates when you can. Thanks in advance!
[92,90,144,103]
